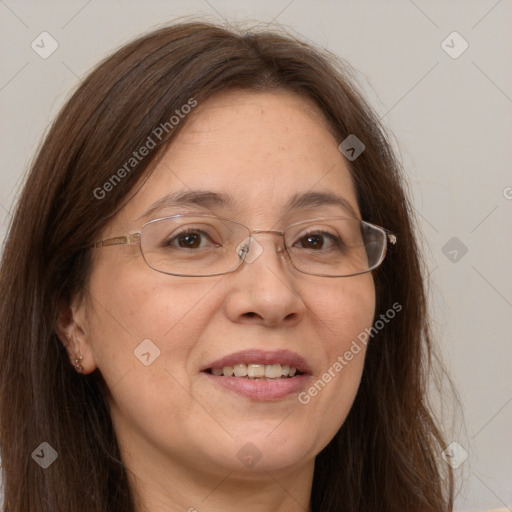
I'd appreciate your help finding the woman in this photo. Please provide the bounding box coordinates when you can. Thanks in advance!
[0,21,454,511]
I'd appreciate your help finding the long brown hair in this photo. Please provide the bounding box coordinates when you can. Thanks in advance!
[0,21,453,511]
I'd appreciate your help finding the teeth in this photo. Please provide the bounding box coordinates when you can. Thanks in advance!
[210,363,299,378]
[265,364,282,379]
[247,364,265,378]
[222,365,234,376]
[233,364,247,377]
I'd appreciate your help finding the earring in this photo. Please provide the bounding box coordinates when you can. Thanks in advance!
[74,355,84,374]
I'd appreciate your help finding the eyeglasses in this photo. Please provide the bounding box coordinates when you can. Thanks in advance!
[88,214,396,277]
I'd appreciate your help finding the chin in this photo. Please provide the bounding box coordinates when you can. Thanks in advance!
[204,430,321,474]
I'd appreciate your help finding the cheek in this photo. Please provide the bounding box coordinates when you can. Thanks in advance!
[298,275,375,437]
[85,256,224,381]
[309,274,376,347]
[83,263,226,437]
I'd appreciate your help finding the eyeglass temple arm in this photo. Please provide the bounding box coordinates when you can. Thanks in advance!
[87,227,395,249]
[88,232,141,249]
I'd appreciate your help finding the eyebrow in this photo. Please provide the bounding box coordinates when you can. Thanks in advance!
[137,189,359,222]
[137,190,234,222]
[287,191,359,219]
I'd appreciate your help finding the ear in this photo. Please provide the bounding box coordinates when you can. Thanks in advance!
[55,296,97,375]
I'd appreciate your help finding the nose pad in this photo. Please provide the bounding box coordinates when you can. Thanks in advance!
[236,237,264,264]
[236,236,285,265]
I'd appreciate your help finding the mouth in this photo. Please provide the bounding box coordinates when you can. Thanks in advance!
[200,349,312,401]
[204,363,304,379]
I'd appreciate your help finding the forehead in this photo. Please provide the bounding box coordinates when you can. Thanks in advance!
[118,90,360,227]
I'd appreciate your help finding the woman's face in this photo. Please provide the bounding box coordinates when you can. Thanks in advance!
[76,90,375,482]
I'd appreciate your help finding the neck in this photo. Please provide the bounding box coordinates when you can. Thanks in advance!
[123,439,314,512]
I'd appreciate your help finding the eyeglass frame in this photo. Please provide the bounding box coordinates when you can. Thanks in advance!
[86,213,397,278]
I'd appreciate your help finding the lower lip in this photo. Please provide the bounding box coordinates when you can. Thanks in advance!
[202,372,311,401]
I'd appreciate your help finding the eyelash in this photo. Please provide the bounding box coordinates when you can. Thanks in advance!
[162,228,345,251]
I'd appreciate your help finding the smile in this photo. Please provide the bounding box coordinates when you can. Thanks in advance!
[207,363,300,379]
[201,349,312,400]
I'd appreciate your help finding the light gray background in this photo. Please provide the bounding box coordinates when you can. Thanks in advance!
[1,1,511,510]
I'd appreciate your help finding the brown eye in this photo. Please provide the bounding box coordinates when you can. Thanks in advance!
[295,231,340,250]
[177,232,202,248]
[163,229,216,249]
[300,234,325,249]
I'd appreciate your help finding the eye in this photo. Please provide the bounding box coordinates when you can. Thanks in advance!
[293,231,342,250]
[164,229,219,249]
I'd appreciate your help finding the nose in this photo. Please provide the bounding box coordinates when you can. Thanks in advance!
[224,232,306,328]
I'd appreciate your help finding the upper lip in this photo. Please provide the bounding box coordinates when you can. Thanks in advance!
[201,349,312,375]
